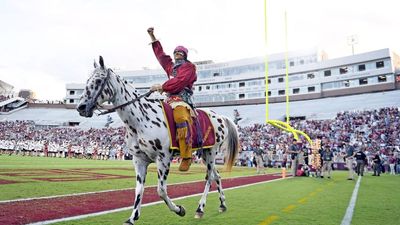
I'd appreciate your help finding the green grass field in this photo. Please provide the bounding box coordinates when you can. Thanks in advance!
[1,155,399,225]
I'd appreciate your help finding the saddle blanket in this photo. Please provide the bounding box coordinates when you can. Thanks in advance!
[161,102,215,151]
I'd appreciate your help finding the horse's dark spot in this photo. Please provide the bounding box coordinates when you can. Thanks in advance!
[136,118,140,122]
[145,116,150,121]
[133,210,139,221]
[137,175,142,184]
[152,121,161,127]
[124,95,128,101]
[217,118,223,123]
[156,117,162,122]
[120,87,123,94]
[134,193,141,208]
[163,173,167,180]
[151,108,157,114]
[165,168,170,176]
[134,145,139,149]
[163,122,167,128]
[152,146,157,151]
[207,163,211,171]
[154,139,162,150]
[159,151,165,158]
[218,126,223,131]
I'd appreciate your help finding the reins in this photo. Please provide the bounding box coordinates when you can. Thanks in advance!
[95,90,154,116]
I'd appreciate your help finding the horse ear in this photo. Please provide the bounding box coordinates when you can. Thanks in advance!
[99,56,105,69]
[94,59,99,68]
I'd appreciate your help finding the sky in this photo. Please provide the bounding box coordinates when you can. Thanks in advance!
[0,0,399,100]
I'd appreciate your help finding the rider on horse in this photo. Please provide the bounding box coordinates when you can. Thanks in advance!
[147,27,197,171]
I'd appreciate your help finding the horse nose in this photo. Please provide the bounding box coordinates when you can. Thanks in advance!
[77,104,86,113]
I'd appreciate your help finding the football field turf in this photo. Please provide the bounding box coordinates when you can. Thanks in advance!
[0,156,399,225]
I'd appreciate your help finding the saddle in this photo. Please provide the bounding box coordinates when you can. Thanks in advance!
[161,102,215,151]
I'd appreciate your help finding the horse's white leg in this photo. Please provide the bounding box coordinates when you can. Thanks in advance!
[156,152,186,216]
[195,148,216,219]
[213,168,227,213]
[124,157,149,225]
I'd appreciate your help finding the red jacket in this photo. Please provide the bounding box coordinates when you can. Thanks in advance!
[152,41,197,94]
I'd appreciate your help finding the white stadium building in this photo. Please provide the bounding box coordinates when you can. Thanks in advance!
[1,48,400,128]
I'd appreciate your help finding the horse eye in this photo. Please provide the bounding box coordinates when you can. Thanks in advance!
[95,79,102,85]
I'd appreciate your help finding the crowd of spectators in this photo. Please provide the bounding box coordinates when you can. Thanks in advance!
[0,107,399,174]
[238,107,400,174]
[0,120,126,160]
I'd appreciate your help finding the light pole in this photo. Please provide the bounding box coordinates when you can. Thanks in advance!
[347,35,358,55]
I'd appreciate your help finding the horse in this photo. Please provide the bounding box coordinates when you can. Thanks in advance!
[77,56,240,225]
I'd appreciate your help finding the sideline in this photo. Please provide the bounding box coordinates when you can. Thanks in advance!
[340,176,362,225]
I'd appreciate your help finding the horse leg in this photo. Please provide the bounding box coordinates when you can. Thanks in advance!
[195,149,216,219]
[213,168,227,213]
[156,154,186,217]
[124,157,149,225]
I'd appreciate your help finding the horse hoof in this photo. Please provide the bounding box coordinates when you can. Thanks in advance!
[176,205,186,217]
[123,219,134,225]
[219,205,227,213]
[194,211,204,219]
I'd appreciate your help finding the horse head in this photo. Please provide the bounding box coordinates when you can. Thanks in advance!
[77,56,115,117]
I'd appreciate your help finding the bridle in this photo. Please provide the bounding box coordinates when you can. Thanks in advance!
[87,68,154,116]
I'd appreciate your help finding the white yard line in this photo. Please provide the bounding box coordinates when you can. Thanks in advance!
[27,176,287,225]
[340,176,362,225]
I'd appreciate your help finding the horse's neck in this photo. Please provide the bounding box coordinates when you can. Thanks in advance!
[109,73,163,128]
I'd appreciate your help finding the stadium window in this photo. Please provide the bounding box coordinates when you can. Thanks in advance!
[239,82,245,87]
[213,72,220,77]
[278,77,284,83]
[324,70,331,76]
[307,73,315,79]
[268,79,271,84]
[238,93,245,99]
[69,90,75,95]
[278,90,285,95]
[300,59,304,65]
[69,99,74,103]
[308,86,315,92]
[339,67,348,74]
[343,80,350,87]
[198,86,202,91]
[378,75,387,82]
[265,91,271,96]
[206,85,210,90]
[376,61,384,68]
[359,78,368,85]
[293,88,300,94]
[289,61,294,67]
[358,64,366,71]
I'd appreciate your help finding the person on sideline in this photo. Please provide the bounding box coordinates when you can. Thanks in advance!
[287,139,300,177]
[354,146,367,176]
[321,145,334,178]
[147,27,197,171]
[345,142,355,180]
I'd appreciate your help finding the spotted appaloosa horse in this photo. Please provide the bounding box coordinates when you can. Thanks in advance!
[77,56,240,225]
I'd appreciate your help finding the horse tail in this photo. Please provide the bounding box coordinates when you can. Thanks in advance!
[222,117,240,172]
